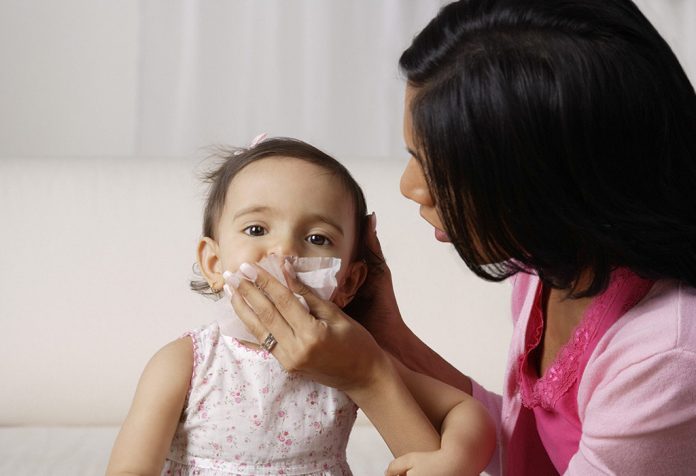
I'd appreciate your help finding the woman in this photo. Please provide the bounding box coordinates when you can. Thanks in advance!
[227,0,696,474]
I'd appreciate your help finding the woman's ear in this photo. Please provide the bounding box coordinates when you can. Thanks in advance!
[197,237,223,290]
[333,260,368,308]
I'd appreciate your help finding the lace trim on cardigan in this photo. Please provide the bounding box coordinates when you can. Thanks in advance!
[518,268,653,410]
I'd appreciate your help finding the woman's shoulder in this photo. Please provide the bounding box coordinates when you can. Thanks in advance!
[602,280,696,354]
[582,280,696,396]
[574,280,696,474]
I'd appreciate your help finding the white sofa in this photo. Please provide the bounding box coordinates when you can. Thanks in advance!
[0,158,510,474]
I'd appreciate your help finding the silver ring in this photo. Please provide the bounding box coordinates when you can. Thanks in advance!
[261,333,277,352]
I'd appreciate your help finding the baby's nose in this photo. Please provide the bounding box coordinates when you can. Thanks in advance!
[268,239,300,259]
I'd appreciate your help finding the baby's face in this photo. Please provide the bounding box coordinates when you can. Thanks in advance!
[214,156,359,289]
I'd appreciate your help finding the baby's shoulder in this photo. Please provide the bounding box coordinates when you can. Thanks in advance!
[146,337,194,378]
[158,336,195,363]
[130,337,194,407]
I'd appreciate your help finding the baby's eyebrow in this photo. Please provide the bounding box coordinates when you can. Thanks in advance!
[309,213,344,236]
[232,205,271,220]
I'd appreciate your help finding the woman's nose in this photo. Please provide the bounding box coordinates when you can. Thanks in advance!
[400,158,434,206]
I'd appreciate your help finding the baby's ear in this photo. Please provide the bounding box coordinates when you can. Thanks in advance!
[333,260,368,308]
[197,237,223,288]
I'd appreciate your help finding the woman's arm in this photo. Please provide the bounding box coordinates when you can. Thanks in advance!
[105,338,192,476]
[385,322,473,394]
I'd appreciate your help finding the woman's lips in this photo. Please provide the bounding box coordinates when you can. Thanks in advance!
[419,208,451,242]
[420,206,452,243]
[434,227,451,242]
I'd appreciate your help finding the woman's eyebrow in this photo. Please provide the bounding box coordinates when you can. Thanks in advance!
[406,147,422,161]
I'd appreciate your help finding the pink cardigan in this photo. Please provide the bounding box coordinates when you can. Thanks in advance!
[472,273,696,475]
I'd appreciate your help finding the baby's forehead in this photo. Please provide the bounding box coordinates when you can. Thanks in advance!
[229,156,351,193]
[223,157,358,217]
[236,155,327,174]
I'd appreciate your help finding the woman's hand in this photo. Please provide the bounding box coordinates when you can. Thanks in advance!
[225,256,443,456]
[227,259,387,393]
[343,213,411,357]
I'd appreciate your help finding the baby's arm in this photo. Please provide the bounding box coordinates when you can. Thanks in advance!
[106,337,193,476]
[385,355,496,476]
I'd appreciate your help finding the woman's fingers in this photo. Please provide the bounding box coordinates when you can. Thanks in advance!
[281,260,336,320]
[229,282,290,343]
[364,212,387,266]
[230,261,337,340]
[228,290,268,339]
[240,262,332,327]
[228,271,297,343]
[228,260,383,389]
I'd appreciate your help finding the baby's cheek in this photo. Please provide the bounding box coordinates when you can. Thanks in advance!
[220,251,256,273]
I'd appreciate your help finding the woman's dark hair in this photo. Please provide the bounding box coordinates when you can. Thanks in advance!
[191,137,368,296]
[400,0,696,296]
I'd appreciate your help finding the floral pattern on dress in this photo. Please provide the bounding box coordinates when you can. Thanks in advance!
[163,322,357,476]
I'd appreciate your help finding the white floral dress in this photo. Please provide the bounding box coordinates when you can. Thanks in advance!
[163,322,357,475]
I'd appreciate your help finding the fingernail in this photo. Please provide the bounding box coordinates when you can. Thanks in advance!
[239,262,257,281]
[369,212,377,232]
[224,272,241,289]
[283,259,297,279]
[223,283,234,296]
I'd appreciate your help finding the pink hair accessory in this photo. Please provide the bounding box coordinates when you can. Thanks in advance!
[233,133,268,156]
[249,133,267,147]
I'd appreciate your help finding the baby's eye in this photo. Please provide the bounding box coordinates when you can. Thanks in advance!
[243,225,267,237]
[306,234,331,246]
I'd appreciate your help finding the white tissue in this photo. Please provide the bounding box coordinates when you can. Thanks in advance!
[216,255,342,343]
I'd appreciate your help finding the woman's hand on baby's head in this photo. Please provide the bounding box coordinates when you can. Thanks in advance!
[343,213,408,355]
[226,261,388,393]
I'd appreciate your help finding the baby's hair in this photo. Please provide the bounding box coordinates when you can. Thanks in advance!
[191,137,368,297]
